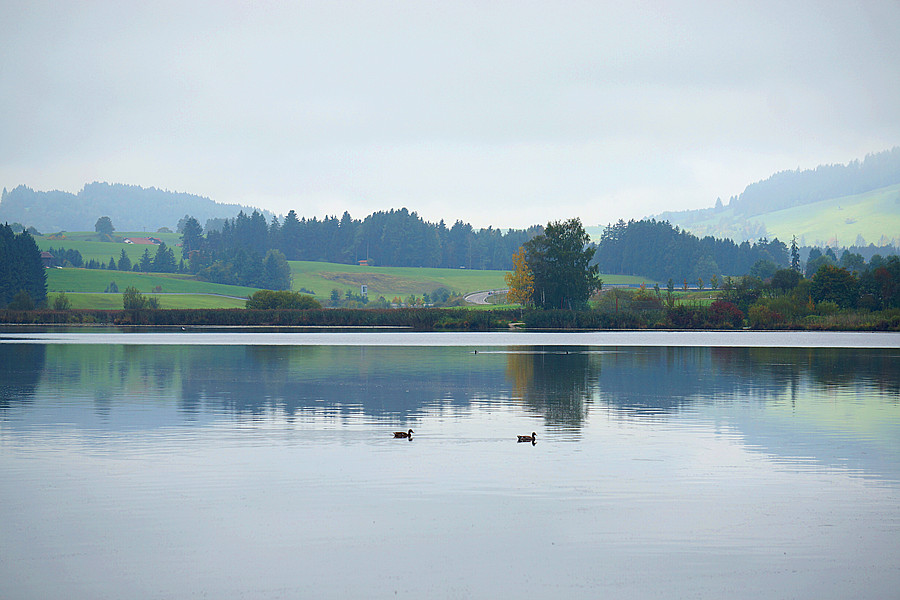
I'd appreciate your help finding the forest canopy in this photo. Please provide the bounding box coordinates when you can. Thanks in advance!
[593,219,789,282]
[180,208,541,288]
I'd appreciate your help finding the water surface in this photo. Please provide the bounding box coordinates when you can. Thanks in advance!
[1,332,898,598]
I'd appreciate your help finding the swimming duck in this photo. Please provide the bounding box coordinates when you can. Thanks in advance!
[517,432,536,443]
[393,429,414,438]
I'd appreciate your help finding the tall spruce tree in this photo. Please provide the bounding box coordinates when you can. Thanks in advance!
[0,224,47,307]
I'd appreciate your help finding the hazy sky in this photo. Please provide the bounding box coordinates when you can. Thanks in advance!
[2,1,898,228]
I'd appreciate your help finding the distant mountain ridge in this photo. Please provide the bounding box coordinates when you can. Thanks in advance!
[0,182,268,233]
[654,147,900,244]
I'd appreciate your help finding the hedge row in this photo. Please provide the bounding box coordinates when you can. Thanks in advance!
[0,308,519,331]
[1,307,898,331]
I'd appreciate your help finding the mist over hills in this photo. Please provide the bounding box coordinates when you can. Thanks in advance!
[655,147,900,245]
[0,182,268,233]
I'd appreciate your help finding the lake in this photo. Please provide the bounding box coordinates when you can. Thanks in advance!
[1,330,899,599]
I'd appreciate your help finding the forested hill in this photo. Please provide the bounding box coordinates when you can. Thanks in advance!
[729,147,900,217]
[0,182,265,233]
[655,147,900,240]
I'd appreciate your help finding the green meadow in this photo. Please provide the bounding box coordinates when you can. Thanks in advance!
[289,260,653,299]
[36,231,185,263]
[289,261,508,298]
[47,268,257,297]
[39,241,656,310]
[48,292,248,310]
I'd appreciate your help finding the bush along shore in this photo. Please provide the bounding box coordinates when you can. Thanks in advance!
[1,305,898,331]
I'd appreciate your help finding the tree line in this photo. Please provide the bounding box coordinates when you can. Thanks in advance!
[45,244,182,274]
[593,219,791,282]
[178,208,541,288]
[0,224,47,308]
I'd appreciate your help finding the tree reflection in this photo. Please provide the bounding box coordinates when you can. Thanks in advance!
[0,344,45,411]
[506,347,593,428]
[3,343,897,432]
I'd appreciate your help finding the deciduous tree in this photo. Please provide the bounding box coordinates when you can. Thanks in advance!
[95,216,114,235]
[504,246,534,306]
[523,218,600,310]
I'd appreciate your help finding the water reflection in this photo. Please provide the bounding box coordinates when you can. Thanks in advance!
[505,348,594,429]
[2,344,898,421]
[0,344,45,409]
[2,340,899,599]
[1,343,898,474]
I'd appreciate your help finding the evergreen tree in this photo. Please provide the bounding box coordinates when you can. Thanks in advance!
[790,235,801,272]
[152,243,177,273]
[0,224,47,307]
[117,249,132,271]
[139,248,153,272]
[261,250,291,290]
[180,215,204,254]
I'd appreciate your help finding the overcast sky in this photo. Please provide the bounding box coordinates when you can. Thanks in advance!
[2,1,898,229]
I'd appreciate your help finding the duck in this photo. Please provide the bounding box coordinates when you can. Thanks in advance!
[517,432,536,443]
[393,429,414,438]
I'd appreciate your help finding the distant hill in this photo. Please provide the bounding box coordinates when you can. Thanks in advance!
[0,182,269,233]
[654,147,900,245]
[669,183,900,248]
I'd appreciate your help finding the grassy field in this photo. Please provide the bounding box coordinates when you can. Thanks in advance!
[42,250,659,309]
[47,268,257,297]
[289,261,508,298]
[36,231,185,263]
[48,292,248,310]
[289,260,655,299]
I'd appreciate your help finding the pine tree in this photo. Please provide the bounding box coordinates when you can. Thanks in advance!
[117,249,132,271]
[0,224,47,307]
[791,235,801,272]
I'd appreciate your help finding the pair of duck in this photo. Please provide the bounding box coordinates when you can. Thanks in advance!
[393,429,537,443]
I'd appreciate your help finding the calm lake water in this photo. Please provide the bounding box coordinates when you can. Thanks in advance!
[1,330,899,599]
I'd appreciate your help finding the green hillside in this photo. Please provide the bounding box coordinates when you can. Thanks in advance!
[759,184,900,246]
[664,183,900,246]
